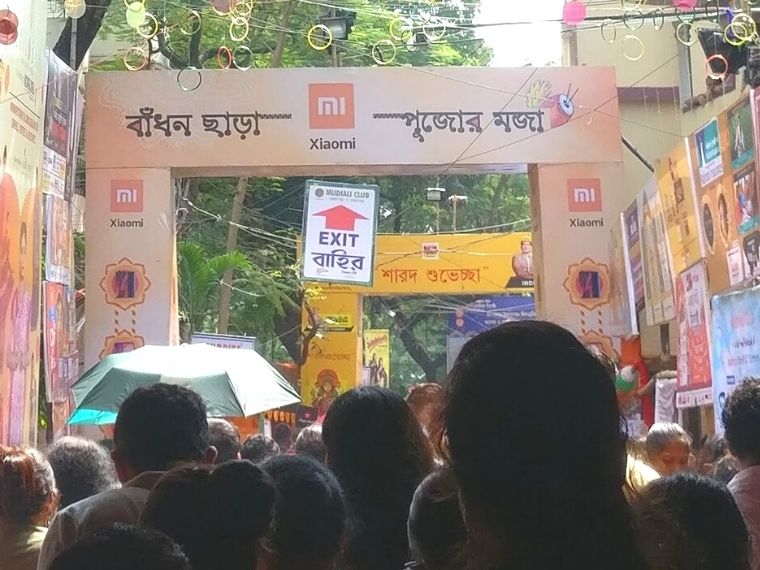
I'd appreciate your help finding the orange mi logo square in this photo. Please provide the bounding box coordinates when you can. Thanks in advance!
[567,178,602,212]
[110,180,144,213]
[309,83,355,129]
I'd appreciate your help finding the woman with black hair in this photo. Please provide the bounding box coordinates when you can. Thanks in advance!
[443,320,647,570]
[323,386,434,570]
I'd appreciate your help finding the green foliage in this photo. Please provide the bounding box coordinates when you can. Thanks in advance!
[177,241,251,337]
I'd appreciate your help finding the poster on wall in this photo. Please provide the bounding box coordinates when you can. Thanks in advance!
[674,262,712,409]
[363,330,390,388]
[609,214,638,338]
[694,119,724,187]
[711,285,760,431]
[657,140,702,274]
[0,2,47,445]
[43,281,74,402]
[301,180,379,286]
[43,52,76,160]
[45,194,72,285]
[639,178,676,326]
[624,198,645,308]
[688,114,739,295]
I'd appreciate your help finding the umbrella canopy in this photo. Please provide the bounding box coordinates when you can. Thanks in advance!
[69,344,301,425]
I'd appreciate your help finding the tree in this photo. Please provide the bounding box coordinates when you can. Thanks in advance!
[176,241,251,339]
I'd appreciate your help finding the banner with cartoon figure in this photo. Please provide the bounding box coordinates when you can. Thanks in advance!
[363,330,390,388]
[43,282,76,404]
[675,262,712,409]
[712,285,760,431]
[0,2,47,444]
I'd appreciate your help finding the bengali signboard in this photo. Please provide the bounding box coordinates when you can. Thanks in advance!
[640,178,676,326]
[85,67,622,174]
[711,285,760,431]
[301,180,378,286]
[362,330,389,388]
[675,262,712,409]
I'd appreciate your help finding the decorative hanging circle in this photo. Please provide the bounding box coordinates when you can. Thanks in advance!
[651,8,666,31]
[137,12,160,40]
[125,1,146,29]
[178,10,202,36]
[229,16,250,42]
[233,45,254,70]
[232,0,254,18]
[422,17,447,42]
[177,67,203,91]
[622,34,645,61]
[725,15,756,46]
[675,21,698,47]
[307,24,333,51]
[600,18,617,44]
[371,39,397,65]
[389,17,413,42]
[64,0,87,19]
[705,54,728,81]
[217,46,233,69]
[623,9,645,31]
[123,46,149,71]
[0,8,19,45]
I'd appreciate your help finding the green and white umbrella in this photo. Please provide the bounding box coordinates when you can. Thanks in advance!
[68,344,300,425]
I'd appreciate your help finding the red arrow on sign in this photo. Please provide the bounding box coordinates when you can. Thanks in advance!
[314,205,368,231]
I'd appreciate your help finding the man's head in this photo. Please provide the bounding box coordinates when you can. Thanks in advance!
[50,524,191,570]
[722,379,760,467]
[646,423,692,477]
[207,419,241,464]
[408,469,467,570]
[47,436,118,508]
[520,240,532,254]
[261,455,345,570]
[294,425,326,464]
[273,423,293,453]
[241,434,280,465]
[112,384,215,482]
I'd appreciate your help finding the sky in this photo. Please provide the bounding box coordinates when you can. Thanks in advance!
[476,0,565,67]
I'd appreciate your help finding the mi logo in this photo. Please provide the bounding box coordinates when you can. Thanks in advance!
[317,96,346,116]
[567,178,602,212]
[110,180,144,213]
[309,83,355,129]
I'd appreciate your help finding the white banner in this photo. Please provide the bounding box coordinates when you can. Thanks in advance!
[301,180,378,286]
[190,332,256,351]
[655,377,678,424]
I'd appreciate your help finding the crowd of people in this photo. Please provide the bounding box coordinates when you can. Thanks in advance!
[1,321,759,570]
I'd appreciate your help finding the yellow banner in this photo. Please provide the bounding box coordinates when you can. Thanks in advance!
[363,330,390,388]
[322,232,533,295]
[657,140,703,274]
[301,293,361,418]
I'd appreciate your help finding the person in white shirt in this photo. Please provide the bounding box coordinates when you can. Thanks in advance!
[37,384,216,570]
[723,379,760,570]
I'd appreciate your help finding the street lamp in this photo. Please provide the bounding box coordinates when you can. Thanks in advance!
[426,187,446,233]
[319,9,355,67]
[448,195,468,232]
